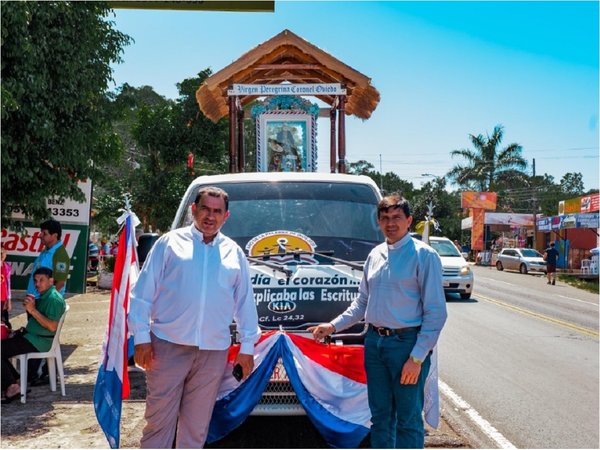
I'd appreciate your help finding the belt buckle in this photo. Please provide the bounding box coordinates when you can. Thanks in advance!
[376,326,392,337]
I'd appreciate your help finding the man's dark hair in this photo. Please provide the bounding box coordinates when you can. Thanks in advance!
[377,193,411,219]
[40,219,62,240]
[550,242,555,247]
[194,187,229,212]
[33,267,53,278]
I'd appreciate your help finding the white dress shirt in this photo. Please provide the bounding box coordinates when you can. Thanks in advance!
[128,225,260,355]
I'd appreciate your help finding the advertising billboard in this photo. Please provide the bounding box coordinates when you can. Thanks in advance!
[2,180,92,294]
[461,191,497,210]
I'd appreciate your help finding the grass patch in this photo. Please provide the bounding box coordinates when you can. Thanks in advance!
[557,274,599,294]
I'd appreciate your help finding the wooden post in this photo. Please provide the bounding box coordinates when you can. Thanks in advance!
[330,104,337,173]
[228,95,237,173]
[337,94,346,174]
[237,103,245,172]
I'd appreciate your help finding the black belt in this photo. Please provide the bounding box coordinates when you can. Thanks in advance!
[370,324,421,337]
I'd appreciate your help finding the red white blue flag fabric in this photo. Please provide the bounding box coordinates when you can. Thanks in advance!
[208,331,370,448]
[208,331,440,448]
[94,209,139,448]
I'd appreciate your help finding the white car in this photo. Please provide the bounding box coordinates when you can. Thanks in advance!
[428,236,474,300]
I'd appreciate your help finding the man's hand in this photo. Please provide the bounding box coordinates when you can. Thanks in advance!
[23,295,36,314]
[400,358,422,385]
[134,343,154,370]
[235,353,254,380]
[307,323,335,342]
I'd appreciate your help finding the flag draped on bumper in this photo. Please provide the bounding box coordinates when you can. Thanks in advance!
[209,331,440,448]
[208,331,371,448]
[94,210,139,449]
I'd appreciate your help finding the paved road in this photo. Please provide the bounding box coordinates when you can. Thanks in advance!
[438,265,599,448]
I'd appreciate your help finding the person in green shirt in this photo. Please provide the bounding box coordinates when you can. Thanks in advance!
[1,267,66,403]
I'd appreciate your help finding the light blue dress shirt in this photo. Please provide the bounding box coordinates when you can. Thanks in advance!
[27,240,68,297]
[128,225,261,355]
[331,232,447,361]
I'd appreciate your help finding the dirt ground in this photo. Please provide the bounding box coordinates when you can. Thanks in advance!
[1,289,468,449]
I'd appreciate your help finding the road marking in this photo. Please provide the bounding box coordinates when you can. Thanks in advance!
[439,380,516,449]
[477,276,514,285]
[476,294,599,338]
[558,295,598,307]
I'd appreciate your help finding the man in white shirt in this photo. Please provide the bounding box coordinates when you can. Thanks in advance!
[129,186,260,448]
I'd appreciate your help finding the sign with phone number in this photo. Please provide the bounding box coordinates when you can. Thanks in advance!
[5,179,92,294]
[11,180,91,225]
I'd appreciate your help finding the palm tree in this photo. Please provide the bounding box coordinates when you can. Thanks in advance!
[447,125,528,191]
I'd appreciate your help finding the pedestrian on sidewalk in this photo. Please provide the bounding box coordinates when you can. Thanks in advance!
[544,242,559,285]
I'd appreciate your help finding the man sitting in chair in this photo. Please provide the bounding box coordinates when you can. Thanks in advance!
[1,267,66,403]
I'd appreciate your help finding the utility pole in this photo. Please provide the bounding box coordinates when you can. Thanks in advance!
[379,154,383,192]
[532,158,537,250]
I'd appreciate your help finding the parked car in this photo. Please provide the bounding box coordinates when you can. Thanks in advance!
[427,236,474,300]
[495,248,547,274]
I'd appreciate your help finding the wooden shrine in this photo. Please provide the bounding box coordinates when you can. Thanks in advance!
[196,29,380,173]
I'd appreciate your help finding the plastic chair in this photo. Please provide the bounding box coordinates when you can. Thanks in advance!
[581,259,591,275]
[591,256,599,275]
[14,304,69,404]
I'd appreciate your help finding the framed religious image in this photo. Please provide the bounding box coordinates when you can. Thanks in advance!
[257,112,316,172]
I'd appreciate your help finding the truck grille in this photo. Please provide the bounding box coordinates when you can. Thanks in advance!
[259,381,300,405]
[252,358,305,415]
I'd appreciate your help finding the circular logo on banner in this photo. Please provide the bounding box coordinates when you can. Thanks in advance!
[245,230,317,264]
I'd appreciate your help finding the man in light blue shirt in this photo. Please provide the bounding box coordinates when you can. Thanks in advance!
[309,194,447,448]
[27,219,70,297]
[129,186,260,448]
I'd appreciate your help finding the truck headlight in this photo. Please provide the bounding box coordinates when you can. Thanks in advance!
[460,266,471,275]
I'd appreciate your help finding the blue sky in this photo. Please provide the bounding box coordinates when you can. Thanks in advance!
[109,1,599,191]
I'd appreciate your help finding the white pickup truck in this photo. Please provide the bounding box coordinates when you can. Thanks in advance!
[172,171,383,414]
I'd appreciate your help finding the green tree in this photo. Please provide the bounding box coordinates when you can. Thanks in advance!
[1,1,131,226]
[174,70,229,170]
[347,160,414,198]
[348,160,376,175]
[124,72,228,231]
[92,84,171,235]
[412,177,462,240]
[560,172,585,196]
[447,125,528,192]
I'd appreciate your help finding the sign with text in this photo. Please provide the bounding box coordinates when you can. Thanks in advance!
[229,83,346,96]
[251,267,361,329]
[580,193,600,213]
[1,224,88,293]
[11,179,92,225]
[3,179,92,294]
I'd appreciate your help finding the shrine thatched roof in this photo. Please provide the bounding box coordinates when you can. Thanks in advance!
[196,29,380,122]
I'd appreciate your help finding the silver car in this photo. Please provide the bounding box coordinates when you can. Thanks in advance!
[496,248,547,274]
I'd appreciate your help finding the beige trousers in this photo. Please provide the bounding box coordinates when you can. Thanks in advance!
[140,333,228,449]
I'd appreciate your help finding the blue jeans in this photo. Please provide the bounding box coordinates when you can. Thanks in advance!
[364,328,431,448]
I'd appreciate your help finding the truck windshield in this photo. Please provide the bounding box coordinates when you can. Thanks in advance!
[179,181,383,262]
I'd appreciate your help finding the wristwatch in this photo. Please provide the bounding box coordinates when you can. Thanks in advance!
[410,356,423,365]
